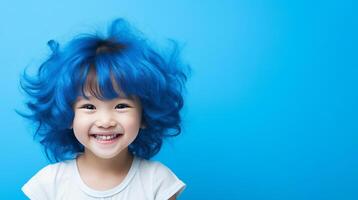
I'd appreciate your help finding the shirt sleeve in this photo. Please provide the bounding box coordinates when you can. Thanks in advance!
[22,165,55,200]
[152,162,186,200]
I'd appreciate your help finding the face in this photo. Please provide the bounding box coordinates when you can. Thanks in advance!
[72,95,142,159]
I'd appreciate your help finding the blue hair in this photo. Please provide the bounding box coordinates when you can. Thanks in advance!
[20,18,189,162]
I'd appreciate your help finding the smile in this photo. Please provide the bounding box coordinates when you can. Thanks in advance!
[89,133,122,143]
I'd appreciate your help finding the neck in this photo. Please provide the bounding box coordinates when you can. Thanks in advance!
[77,148,133,176]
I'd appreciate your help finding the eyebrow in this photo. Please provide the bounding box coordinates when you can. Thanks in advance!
[76,95,135,102]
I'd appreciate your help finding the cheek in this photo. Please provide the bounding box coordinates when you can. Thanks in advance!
[121,113,142,132]
[72,114,91,135]
[129,114,142,132]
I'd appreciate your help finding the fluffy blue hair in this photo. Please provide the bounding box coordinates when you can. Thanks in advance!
[20,18,189,162]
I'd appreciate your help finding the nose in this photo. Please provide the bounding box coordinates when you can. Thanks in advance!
[94,114,117,128]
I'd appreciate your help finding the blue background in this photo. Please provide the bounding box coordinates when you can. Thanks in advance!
[0,0,357,199]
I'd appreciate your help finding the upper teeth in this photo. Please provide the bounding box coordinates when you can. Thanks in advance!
[95,135,117,140]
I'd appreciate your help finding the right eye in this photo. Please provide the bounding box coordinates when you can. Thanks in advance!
[79,104,96,110]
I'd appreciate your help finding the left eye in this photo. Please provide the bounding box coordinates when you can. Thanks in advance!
[115,104,130,109]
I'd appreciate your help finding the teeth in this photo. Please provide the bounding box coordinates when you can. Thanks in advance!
[94,134,118,141]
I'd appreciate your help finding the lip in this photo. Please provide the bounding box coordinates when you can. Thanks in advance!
[89,133,123,144]
[89,132,123,136]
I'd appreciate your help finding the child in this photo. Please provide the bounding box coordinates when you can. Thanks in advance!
[20,18,188,199]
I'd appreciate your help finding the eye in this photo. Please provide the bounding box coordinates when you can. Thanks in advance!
[80,104,96,110]
[115,103,130,109]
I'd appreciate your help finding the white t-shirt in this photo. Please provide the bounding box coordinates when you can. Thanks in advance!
[22,157,185,199]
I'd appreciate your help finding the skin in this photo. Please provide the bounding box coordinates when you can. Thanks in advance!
[72,95,142,190]
[169,195,177,200]
[72,94,178,199]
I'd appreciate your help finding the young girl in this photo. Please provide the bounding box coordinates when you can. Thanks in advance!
[21,18,188,199]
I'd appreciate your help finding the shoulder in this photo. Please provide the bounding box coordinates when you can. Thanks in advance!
[22,160,75,199]
[139,159,178,181]
[137,158,179,184]
[138,158,168,173]
[136,158,186,200]
[29,160,74,183]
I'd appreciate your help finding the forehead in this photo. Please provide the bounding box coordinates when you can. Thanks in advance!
[76,94,135,102]
[78,89,132,101]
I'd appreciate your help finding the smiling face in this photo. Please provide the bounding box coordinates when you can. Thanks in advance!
[72,95,142,159]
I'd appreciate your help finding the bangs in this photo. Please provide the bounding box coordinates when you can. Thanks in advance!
[78,60,120,100]
[68,34,150,101]
[72,38,155,102]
